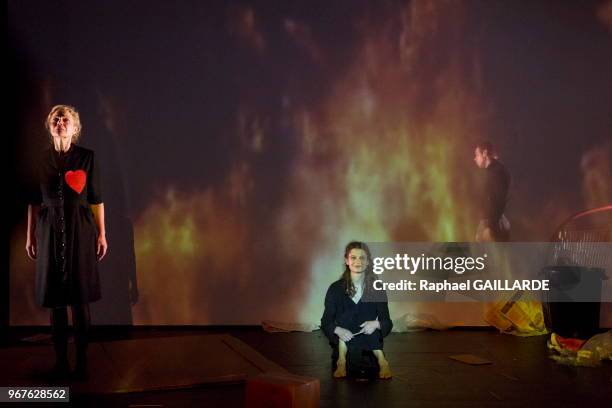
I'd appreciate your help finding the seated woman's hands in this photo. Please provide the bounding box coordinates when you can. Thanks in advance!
[334,318,381,342]
[358,319,381,335]
[334,326,354,342]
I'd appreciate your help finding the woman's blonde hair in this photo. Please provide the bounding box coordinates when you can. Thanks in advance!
[45,105,82,142]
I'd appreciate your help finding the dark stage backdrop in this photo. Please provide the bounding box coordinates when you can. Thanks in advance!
[8,0,612,326]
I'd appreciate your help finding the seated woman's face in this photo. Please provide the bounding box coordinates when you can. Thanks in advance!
[49,113,77,141]
[345,248,369,275]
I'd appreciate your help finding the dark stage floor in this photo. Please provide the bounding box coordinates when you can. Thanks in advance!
[2,327,611,407]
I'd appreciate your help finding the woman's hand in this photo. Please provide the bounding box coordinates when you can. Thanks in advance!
[358,319,381,335]
[97,233,108,261]
[26,204,39,260]
[334,326,354,342]
[25,236,37,260]
[90,203,107,260]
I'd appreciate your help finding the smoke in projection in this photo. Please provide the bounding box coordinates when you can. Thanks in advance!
[9,0,612,325]
[128,1,484,324]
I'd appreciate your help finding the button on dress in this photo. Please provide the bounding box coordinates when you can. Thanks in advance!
[29,144,103,307]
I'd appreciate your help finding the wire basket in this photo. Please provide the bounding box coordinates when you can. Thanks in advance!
[548,205,612,269]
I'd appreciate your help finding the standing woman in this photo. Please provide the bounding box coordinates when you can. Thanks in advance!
[25,105,107,379]
[321,241,392,379]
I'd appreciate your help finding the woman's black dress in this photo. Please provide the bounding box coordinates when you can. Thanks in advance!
[321,278,392,361]
[29,144,103,307]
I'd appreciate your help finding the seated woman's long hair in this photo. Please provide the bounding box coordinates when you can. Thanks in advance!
[341,241,375,298]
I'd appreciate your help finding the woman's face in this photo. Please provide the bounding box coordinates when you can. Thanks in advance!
[345,248,369,276]
[49,113,77,142]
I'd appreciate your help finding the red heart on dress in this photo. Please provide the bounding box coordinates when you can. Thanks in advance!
[65,170,87,194]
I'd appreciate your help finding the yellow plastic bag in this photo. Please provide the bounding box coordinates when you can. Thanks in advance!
[484,290,548,336]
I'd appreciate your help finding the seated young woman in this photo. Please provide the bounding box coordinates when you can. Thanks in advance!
[321,241,392,379]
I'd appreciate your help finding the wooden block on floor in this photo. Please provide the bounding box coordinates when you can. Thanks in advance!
[246,372,319,408]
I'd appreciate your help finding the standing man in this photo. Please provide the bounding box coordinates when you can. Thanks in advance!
[474,140,511,242]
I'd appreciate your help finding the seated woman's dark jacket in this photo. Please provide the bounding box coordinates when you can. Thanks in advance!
[320,278,392,347]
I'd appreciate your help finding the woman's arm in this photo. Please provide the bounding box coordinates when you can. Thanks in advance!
[90,203,108,260]
[321,283,354,343]
[376,300,393,337]
[322,283,356,343]
[360,290,393,336]
[321,285,338,344]
[25,204,40,260]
